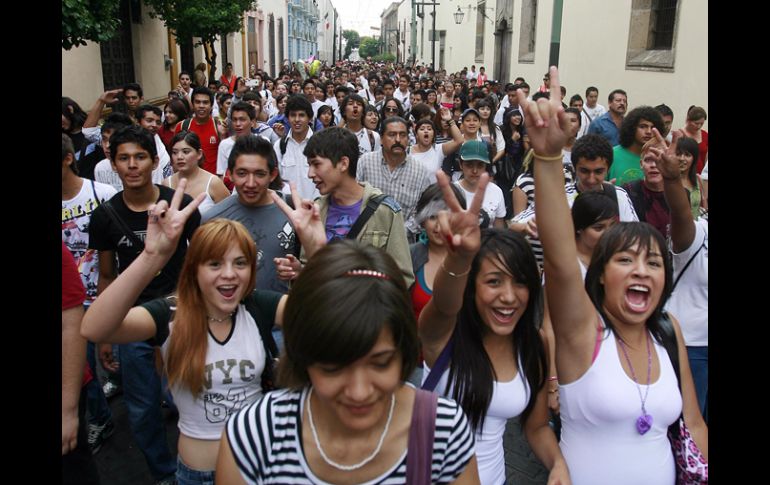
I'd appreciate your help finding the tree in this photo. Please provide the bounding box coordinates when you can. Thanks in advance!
[62,0,121,50]
[144,0,254,83]
[342,30,360,59]
[358,37,381,59]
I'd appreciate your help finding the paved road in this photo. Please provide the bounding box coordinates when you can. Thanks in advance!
[93,393,551,485]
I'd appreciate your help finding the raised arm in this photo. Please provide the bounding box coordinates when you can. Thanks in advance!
[82,180,206,343]
[418,170,489,366]
[650,129,696,253]
[440,107,465,156]
[521,66,597,381]
[83,89,122,128]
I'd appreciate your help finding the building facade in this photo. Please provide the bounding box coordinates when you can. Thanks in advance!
[288,0,320,62]
[389,0,706,128]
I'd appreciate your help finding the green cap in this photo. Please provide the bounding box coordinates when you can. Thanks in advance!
[459,140,490,164]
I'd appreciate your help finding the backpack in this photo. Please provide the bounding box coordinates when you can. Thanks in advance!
[181,117,221,143]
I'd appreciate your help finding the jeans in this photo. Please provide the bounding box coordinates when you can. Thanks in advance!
[85,341,113,426]
[176,456,215,485]
[686,346,708,423]
[120,341,176,481]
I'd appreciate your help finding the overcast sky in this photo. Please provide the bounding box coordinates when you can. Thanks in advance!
[331,0,397,37]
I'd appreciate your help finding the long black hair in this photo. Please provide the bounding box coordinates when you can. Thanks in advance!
[585,222,674,346]
[445,229,546,431]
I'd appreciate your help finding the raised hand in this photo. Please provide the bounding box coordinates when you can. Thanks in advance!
[274,254,301,281]
[439,107,452,122]
[650,127,683,180]
[516,66,569,157]
[271,184,327,258]
[99,89,122,105]
[144,179,206,259]
[435,170,489,257]
[272,122,286,138]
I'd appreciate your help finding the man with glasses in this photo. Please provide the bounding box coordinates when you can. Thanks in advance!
[356,116,431,241]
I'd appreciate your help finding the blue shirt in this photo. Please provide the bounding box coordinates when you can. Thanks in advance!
[587,112,620,147]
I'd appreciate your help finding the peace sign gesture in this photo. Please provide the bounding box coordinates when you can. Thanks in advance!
[649,127,685,181]
[436,170,489,258]
[516,66,570,158]
[271,184,327,258]
[144,179,206,260]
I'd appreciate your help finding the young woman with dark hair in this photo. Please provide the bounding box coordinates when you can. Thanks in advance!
[418,172,570,485]
[164,131,230,214]
[571,191,619,280]
[674,136,707,219]
[526,66,706,485]
[216,192,480,484]
[82,183,288,485]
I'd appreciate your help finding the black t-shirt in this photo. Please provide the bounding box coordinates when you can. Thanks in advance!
[76,142,105,181]
[88,185,201,305]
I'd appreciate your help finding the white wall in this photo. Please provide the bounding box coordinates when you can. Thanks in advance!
[317,0,336,63]
[62,43,104,109]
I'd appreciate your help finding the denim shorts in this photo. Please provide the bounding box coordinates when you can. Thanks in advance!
[176,456,215,485]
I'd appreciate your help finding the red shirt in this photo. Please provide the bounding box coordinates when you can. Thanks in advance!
[175,117,221,175]
[62,243,93,387]
[410,265,433,322]
[220,74,237,94]
[696,130,708,174]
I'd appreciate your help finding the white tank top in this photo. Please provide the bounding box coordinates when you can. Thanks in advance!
[424,356,530,485]
[559,320,681,485]
[170,174,217,214]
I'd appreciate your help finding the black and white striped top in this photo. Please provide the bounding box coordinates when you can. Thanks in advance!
[225,386,476,484]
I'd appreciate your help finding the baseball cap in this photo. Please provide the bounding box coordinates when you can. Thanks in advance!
[460,108,481,121]
[459,140,490,164]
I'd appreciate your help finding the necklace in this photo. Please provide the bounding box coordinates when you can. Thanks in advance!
[207,312,234,323]
[618,331,653,435]
[306,387,396,471]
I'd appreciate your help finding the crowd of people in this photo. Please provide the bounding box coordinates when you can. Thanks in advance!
[62,59,708,485]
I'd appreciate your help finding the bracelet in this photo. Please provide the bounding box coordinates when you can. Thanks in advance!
[548,389,559,394]
[441,262,471,278]
[533,152,564,162]
[547,375,558,381]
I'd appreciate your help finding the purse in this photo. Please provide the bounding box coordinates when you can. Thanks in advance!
[659,314,708,484]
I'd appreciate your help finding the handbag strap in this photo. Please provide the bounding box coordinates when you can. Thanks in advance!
[421,337,454,391]
[672,238,705,290]
[406,388,438,485]
[102,200,144,252]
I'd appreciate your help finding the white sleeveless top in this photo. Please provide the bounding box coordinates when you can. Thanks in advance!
[170,174,216,214]
[559,321,681,485]
[424,356,530,485]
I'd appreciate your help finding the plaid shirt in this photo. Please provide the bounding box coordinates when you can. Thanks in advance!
[356,150,432,234]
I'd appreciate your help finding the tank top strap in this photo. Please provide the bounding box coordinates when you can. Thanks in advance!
[205,174,214,194]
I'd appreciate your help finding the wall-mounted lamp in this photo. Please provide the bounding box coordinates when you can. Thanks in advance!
[453,4,495,24]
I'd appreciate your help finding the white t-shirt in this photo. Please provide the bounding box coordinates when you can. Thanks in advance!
[217,133,272,175]
[665,220,708,346]
[353,127,382,155]
[274,129,318,200]
[455,180,507,227]
[410,145,445,184]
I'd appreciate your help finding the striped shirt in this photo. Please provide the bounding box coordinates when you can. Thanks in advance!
[226,386,476,484]
[357,150,432,235]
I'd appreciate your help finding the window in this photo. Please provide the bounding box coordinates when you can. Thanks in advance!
[518,0,537,62]
[626,0,680,71]
[475,1,486,62]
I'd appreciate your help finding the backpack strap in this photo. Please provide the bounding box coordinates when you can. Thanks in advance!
[243,293,279,392]
[421,337,454,391]
[279,135,289,156]
[601,182,619,211]
[366,129,375,151]
[658,312,684,435]
[346,194,388,240]
[406,388,438,485]
[90,179,101,208]
[181,118,192,132]
[582,107,594,123]
[102,200,144,254]
[672,238,706,290]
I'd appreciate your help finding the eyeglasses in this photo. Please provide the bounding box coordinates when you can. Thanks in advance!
[384,107,399,112]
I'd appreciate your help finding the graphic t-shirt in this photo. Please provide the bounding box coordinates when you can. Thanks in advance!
[326,198,363,241]
[62,179,118,303]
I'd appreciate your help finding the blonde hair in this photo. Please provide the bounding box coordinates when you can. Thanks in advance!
[165,219,257,394]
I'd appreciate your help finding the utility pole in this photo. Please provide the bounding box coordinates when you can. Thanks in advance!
[414,1,440,71]
[410,0,417,67]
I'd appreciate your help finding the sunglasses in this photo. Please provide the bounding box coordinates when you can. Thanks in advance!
[384,107,399,112]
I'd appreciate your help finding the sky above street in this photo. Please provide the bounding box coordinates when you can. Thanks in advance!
[331,0,397,37]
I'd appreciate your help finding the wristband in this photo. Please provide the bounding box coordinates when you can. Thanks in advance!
[441,262,471,278]
[547,375,558,381]
[533,152,564,162]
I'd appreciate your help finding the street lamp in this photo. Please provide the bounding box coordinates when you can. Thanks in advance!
[453,6,464,24]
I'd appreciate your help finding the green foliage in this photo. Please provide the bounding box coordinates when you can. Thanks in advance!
[144,0,254,82]
[62,0,121,50]
[358,37,381,59]
[373,53,396,63]
[342,29,360,59]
